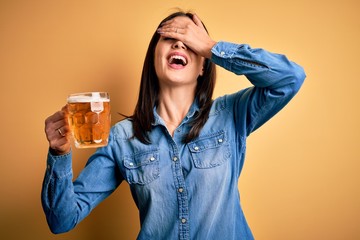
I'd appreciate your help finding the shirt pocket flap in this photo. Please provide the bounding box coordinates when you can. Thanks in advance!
[188,131,231,168]
[124,152,159,169]
[123,150,160,184]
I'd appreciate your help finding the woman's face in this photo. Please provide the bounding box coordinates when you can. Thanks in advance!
[154,16,205,88]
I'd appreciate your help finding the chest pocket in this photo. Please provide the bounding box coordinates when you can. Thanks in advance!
[188,131,231,169]
[123,149,160,185]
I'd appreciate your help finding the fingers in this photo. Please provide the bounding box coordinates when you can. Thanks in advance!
[160,13,201,27]
[158,14,205,34]
[157,14,216,59]
[44,106,71,155]
[192,14,203,27]
[157,23,180,36]
[45,111,68,138]
[158,16,190,35]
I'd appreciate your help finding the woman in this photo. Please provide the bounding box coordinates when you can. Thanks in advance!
[42,11,305,239]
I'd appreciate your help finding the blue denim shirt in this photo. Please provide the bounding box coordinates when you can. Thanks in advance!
[42,41,306,239]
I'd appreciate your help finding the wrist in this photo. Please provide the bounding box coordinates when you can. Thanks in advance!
[204,40,217,59]
[49,147,71,156]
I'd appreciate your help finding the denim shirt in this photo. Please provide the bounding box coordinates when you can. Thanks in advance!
[42,41,306,239]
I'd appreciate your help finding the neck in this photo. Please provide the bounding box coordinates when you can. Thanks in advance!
[157,87,195,134]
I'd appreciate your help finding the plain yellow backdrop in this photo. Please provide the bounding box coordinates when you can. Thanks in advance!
[0,0,359,239]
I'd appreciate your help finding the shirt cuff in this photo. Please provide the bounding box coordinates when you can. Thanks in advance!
[211,41,245,71]
[211,41,242,57]
[47,150,72,179]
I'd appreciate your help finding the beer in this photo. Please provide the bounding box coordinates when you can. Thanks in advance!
[67,92,111,148]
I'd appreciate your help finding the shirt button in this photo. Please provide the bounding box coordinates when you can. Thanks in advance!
[173,156,178,162]
[181,218,187,224]
[218,138,223,143]
[194,146,199,151]
[178,187,184,193]
[150,156,155,161]
[220,51,225,56]
[129,162,134,166]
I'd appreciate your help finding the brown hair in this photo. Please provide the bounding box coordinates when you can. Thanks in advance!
[131,11,216,144]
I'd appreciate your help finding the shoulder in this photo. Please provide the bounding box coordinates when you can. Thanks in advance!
[210,95,226,116]
[111,118,134,140]
[210,88,249,116]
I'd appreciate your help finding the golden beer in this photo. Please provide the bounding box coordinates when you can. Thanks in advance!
[67,92,111,148]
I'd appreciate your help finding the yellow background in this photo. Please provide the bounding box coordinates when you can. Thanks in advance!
[0,0,359,239]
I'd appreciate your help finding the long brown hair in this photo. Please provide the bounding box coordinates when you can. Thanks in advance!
[131,11,216,144]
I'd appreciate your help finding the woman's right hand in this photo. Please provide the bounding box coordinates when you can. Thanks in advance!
[44,105,71,155]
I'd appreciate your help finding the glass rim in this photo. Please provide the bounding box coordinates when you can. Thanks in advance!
[67,92,110,103]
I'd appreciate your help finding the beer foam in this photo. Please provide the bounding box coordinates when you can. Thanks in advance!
[67,92,110,103]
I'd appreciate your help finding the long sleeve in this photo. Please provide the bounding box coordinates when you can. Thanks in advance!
[41,134,123,234]
[41,151,78,233]
[211,41,306,136]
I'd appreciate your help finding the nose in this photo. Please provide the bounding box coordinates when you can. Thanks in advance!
[172,40,186,50]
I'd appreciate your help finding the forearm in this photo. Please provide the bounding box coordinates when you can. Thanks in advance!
[41,143,122,234]
[212,41,306,135]
[211,41,306,91]
[41,151,79,234]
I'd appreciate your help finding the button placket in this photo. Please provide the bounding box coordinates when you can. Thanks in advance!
[168,138,189,239]
[174,156,190,238]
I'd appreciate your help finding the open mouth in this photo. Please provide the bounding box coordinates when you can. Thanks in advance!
[168,54,188,66]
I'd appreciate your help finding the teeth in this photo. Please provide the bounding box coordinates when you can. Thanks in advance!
[169,55,187,65]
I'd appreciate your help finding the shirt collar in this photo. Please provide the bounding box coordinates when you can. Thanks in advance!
[152,98,200,127]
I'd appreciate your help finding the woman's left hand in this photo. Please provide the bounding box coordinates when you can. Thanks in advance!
[157,14,217,59]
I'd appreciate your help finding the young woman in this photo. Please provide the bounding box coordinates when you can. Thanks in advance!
[42,11,305,239]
